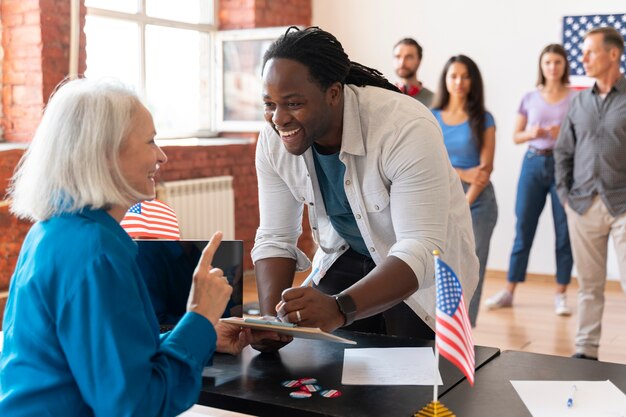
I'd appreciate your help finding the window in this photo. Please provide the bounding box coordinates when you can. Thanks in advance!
[85,0,216,138]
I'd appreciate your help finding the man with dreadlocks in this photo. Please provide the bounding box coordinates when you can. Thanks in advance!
[251,26,478,352]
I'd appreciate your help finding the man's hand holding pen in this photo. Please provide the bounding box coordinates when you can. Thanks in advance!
[276,287,345,332]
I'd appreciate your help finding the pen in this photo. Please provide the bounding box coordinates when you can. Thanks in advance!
[567,384,577,408]
[300,267,319,287]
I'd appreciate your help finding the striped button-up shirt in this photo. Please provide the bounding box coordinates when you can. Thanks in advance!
[555,76,626,217]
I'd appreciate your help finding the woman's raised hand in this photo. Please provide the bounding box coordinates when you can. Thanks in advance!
[187,231,233,325]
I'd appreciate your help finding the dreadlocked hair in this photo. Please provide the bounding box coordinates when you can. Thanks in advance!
[263,26,400,93]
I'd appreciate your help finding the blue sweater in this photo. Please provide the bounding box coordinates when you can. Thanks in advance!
[0,208,216,417]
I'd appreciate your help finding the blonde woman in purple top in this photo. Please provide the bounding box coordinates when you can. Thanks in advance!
[486,44,576,314]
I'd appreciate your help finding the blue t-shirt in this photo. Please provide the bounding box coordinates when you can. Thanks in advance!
[431,109,495,169]
[312,146,369,257]
[0,208,216,417]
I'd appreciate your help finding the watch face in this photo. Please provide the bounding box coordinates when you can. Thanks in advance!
[338,295,356,313]
[336,294,357,326]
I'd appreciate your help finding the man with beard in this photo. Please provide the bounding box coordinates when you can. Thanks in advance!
[393,38,434,107]
[250,26,478,352]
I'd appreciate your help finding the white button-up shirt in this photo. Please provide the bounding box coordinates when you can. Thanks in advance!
[252,85,479,327]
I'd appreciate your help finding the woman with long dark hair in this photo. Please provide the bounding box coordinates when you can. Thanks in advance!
[486,44,575,314]
[432,55,497,327]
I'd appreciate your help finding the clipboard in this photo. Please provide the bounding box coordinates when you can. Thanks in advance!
[220,317,357,345]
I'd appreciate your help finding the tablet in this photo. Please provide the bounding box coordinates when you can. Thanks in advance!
[221,317,357,345]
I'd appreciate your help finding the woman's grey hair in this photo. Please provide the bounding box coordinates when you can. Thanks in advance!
[9,78,151,221]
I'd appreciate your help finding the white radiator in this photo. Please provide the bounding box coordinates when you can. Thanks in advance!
[157,176,235,240]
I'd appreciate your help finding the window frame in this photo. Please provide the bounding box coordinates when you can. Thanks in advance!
[86,1,218,139]
[215,26,290,132]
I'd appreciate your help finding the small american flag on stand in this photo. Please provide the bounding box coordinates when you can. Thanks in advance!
[121,199,181,240]
[435,255,475,386]
[414,252,472,416]
[563,14,626,90]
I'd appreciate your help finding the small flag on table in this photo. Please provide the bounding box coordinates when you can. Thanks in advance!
[435,255,475,385]
[435,256,474,386]
[415,251,474,417]
[121,199,181,239]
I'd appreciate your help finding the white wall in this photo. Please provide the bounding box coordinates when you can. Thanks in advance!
[313,0,623,279]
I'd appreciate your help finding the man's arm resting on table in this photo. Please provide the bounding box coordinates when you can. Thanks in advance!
[255,257,297,316]
[251,257,298,352]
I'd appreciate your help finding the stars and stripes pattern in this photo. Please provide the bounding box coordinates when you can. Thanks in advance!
[121,199,181,239]
[435,256,475,386]
[563,14,626,89]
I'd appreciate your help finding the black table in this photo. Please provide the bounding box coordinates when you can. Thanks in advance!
[441,350,626,417]
[199,330,500,417]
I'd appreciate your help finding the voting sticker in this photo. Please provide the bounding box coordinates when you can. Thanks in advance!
[289,390,312,399]
[298,377,318,385]
[319,389,342,398]
[281,380,301,388]
[302,384,321,392]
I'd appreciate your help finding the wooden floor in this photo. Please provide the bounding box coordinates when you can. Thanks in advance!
[243,270,626,364]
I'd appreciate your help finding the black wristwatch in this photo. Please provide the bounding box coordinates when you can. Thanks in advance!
[334,293,357,327]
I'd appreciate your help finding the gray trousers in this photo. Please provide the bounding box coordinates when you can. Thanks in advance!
[565,197,626,358]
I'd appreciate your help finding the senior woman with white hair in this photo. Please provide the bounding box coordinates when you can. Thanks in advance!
[0,78,284,417]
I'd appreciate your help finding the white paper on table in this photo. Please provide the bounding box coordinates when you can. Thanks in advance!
[177,404,257,417]
[341,347,443,385]
[511,380,626,417]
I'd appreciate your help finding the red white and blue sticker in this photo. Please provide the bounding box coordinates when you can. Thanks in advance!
[301,384,321,392]
[289,390,312,399]
[297,377,318,385]
[283,377,341,400]
[281,379,301,388]
[319,389,342,398]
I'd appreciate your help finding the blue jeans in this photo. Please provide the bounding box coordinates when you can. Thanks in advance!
[507,151,572,285]
[464,182,498,327]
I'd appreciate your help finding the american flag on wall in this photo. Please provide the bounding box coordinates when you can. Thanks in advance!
[435,256,475,386]
[121,199,181,240]
[562,13,626,89]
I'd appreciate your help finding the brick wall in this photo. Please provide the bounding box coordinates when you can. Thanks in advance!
[1,0,86,143]
[0,149,31,299]
[219,0,311,30]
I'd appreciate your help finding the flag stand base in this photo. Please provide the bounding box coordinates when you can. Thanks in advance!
[414,400,455,417]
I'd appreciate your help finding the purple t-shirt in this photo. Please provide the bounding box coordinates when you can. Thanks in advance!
[518,89,576,150]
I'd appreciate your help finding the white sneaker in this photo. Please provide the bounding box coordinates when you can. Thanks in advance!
[485,290,513,310]
[555,294,572,316]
